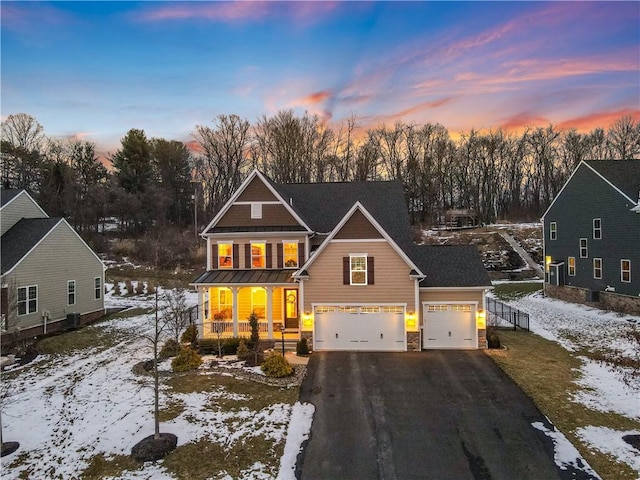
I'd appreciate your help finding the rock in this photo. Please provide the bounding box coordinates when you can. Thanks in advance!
[131,433,178,462]
[1,442,20,457]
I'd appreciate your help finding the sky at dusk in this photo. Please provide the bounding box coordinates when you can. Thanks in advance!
[2,1,639,153]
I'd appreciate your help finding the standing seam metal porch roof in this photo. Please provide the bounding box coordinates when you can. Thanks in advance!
[193,269,296,285]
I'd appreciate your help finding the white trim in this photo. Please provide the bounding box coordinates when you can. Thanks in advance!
[0,190,49,217]
[282,241,299,269]
[294,201,424,278]
[17,284,38,316]
[592,218,602,240]
[216,242,234,269]
[579,238,588,258]
[94,276,102,300]
[593,258,602,280]
[67,280,76,306]
[216,240,234,243]
[313,302,408,308]
[621,259,631,283]
[190,282,295,287]
[542,161,638,219]
[419,286,489,291]
[549,222,557,240]
[199,169,313,236]
[349,253,368,286]
[422,301,479,349]
[234,201,281,205]
[414,278,420,321]
[202,231,308,239]
[250,202,263,219]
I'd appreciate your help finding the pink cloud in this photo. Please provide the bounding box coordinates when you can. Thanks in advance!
[557,109,640,132]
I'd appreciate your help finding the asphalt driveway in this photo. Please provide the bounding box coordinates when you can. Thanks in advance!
[297,351,597,480]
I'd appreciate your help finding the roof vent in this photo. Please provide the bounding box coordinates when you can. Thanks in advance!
[289,197,293,206]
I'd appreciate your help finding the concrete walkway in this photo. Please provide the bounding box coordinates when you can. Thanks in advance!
[499,231,544,278]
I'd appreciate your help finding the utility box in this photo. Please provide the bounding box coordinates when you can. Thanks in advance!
[65,313,80,331]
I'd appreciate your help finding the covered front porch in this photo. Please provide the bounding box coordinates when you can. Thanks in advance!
[196,279,301,340]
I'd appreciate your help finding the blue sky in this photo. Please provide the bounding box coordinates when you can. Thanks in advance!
[2,1,639,153]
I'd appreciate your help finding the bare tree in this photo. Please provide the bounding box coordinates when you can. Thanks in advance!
[161,288,190,344]
[607,115,640,160]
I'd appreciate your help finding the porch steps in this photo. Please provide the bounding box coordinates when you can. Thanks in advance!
[272,339,299,353]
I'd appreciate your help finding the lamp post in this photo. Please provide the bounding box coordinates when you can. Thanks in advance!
[280,324,285,357]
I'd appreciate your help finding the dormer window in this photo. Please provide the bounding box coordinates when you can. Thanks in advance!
[251,203,262,219]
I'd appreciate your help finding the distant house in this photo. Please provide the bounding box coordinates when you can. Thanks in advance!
[192,169,491,351]
[1,189,105,345]
[542,160,640,315]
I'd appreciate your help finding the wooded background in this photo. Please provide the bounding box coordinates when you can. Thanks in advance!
[2,111,638,264]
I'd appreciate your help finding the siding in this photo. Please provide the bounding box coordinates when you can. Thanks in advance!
[420,289,484,304]
[303,241,415,309]
[236,177,279,202]
[216,204,302,228]
[544,164,640,296]
[334,209,383,239]
[3,221,104,331]
[1,193,47,236]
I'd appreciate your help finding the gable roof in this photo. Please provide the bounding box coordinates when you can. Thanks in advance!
[294,201,423,279]
[584,160,640,202]
[543,159,640,219]
[270,178,411,245]
[1,217,62,275]
[0,189,23,208]
[409,245,492,288]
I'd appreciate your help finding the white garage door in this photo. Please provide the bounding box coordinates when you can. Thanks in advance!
[314,306,405,351]
[423,304,477,349]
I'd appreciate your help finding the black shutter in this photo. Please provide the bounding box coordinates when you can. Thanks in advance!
[212,244,218,270]
[298,242,305,267]
[277,243,284,268]
[367,257,375,285]
[245,244,251,269]
[343,257,350,285]
[266,243,273,269]
[233,244,239,269]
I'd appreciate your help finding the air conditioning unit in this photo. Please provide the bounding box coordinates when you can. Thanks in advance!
[65,313,80,331]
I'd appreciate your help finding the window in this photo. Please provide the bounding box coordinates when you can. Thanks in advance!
[67,280,76,305]
[579,238,588,258]
[549,222,557,240]
[251,203,262,219]
[251,243,266,268]
[18,285,37,316]
[283,242,298,268]
[350,255,367,285]
[94,277,102,300]
[568,257,576,276]
[251,288,266,319]
[593,258,602,279]
[621,260,631,283]
[218,243,233,269]
[428,305,449,312]
[217,288,232,318]
[593,218,601,240]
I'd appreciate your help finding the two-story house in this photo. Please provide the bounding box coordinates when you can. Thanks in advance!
[1,189,105,346]
[192,170,491,351]
[543,159,640,315]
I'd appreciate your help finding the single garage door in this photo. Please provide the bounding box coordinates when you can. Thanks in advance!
[423,303,477,349]
[314,306,405,351]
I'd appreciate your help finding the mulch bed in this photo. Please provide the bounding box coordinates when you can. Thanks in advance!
[206,360,307,388]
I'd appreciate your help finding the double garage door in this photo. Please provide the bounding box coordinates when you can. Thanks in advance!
[423,303,477,349]
[314,305,405,351]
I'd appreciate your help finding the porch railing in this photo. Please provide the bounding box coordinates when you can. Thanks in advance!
[207,321,270,334]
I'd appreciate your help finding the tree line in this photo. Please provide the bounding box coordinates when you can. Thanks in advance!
[2,111,639,241]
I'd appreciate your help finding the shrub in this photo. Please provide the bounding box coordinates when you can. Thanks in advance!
[135,281,145,295]
[181,324,198,344]
[159,339,181,359]
[296,339,309,355]
[124,279,133,296]
[171,347,202,372]
[147,282,156,295]
[197,337,245,356]
[236,339,249,361]
[261,351,293,378]
[113,283,121,296]
[245,347,265,367]
[247,312,260,350]
[487,332,501,349]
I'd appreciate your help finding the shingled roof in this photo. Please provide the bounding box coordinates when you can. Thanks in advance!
[270,179,412,245]
[0,189,23,207]
[585,159,640,202]
[409,245,492,287]
[1,217,62,274]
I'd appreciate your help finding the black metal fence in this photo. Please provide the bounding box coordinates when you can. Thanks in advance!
[486,297,530,331]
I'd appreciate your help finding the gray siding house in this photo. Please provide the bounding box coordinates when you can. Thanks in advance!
[542,160,640,314]
[1,190,105,344]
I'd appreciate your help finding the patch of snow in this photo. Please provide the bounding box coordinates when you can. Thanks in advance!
[531,421,601,479]
[573,357,640,420]
[277,402,315,480]
[575,426,640,475]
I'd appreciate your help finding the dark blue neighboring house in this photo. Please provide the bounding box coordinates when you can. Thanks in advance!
[542,159,640,314]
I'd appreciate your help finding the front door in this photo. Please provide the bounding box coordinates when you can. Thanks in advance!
[284,289,299,329]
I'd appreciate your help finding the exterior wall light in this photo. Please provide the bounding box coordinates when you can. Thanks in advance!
[476,309,486,328]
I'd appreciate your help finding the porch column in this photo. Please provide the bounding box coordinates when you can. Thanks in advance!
[197,287,205,339]
[232,287,239,337]
[266,286,273,338]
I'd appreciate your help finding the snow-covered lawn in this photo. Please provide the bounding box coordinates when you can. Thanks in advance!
[503,291,640,476]
[1,284,313,480]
